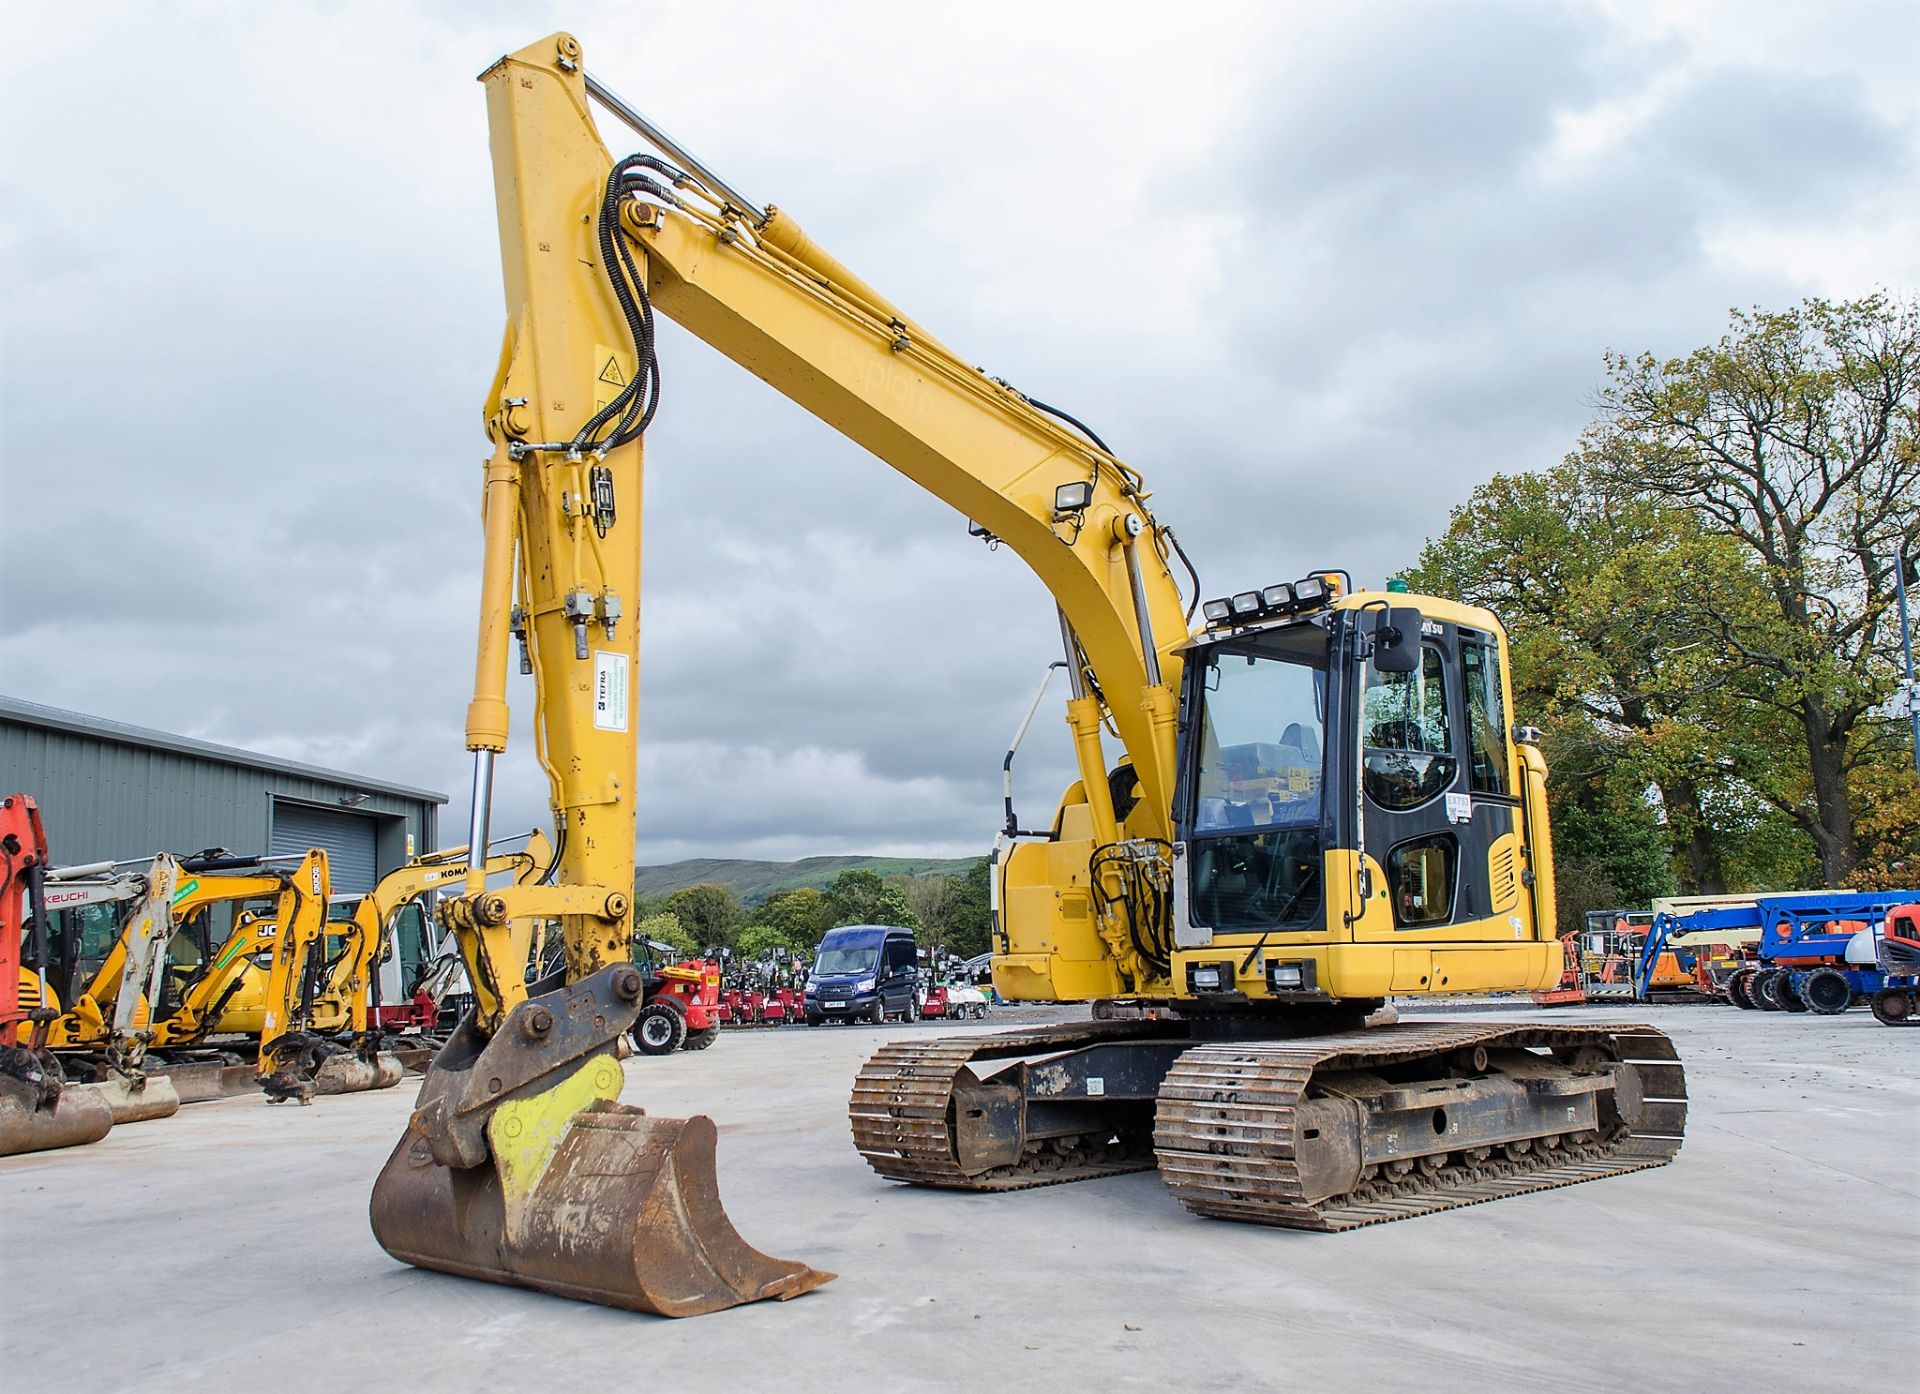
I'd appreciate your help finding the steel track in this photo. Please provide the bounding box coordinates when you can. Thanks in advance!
[850,1020,1686,1228]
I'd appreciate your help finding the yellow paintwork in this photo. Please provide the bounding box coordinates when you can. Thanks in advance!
[472,34,1562,1017]
[33,854,178,1052]
[488,1050,626,1238]
[145,853,330,1051]
[319,834,552,1030]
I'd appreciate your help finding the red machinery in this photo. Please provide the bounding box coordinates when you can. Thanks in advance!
[631,948,722,1055]
[920,983,951,1019]
[0,794,115,1155]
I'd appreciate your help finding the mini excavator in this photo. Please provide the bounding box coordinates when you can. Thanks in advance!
[367,33,1687,1316]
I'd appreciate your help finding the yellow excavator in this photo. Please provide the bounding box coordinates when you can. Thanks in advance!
[302,835,553,1064]
[27,852,187,1125]
[367,33,1687,1316]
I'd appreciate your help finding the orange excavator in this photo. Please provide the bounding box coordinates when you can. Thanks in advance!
[0,794,116,1155]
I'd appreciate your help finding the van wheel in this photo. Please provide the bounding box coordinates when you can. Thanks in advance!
[869,999,886,1025]
[633,1002,688,1055]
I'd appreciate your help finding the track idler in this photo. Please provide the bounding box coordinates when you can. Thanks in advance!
[369,965,833,1317]
[0,1049,115,1157]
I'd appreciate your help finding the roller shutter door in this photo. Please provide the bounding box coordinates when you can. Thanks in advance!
[270,800,378,896]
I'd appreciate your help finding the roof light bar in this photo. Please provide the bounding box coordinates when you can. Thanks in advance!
[1199,574,1341,629]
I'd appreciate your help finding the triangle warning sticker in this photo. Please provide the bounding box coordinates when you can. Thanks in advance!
[598,356,626,387]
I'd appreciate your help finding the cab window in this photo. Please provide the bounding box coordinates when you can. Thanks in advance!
[1363,645,1457,811]
[1461,640,1509,796]
[1389,835,1456,927]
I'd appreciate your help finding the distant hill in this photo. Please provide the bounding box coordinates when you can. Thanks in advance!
[634,854,981,904]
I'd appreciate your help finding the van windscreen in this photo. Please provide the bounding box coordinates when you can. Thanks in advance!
[815,945,879,975]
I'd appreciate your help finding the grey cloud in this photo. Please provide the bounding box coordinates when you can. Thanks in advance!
[3,0,1913,865]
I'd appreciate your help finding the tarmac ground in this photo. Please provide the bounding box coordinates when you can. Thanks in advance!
[2,1000,1913,1393]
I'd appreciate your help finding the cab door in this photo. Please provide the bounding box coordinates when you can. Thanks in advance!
[1355,624,1516,937]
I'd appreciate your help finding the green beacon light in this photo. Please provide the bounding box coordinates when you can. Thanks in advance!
[1385,576,1410,594]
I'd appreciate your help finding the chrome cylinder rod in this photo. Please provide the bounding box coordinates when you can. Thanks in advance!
[584,72,766,222]
[1124,526,1164,687]
[466,751,495,876]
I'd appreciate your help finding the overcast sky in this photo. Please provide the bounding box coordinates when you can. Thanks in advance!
[3,0,1916,865]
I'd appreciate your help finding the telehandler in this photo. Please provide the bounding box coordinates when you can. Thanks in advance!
[366,33,1686,1315]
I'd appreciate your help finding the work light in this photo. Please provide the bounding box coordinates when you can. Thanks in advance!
[1053,481,1093,516]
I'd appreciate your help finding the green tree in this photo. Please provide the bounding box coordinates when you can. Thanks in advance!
[1590,295,1920,883]
[1407,464,1757,895]
[664,883,743,952]
[758,886,828,953]
[895,873,959,954]
[821,869,917,931]
[1411,295,1920,892]
[734,922,800,961]
[635,911,697,957]
[944,858,993,959]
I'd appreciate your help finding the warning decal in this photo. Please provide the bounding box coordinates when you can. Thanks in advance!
[593,341,631,415]
[594,650,630,732]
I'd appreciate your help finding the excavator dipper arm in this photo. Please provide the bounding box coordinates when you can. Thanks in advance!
[368,34,831,1316]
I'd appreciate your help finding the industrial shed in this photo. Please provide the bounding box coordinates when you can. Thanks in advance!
[0,696,446,895]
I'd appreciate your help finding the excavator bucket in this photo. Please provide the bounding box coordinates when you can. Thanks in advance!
[159,1060,259,1103]
[372,1103,832,1317]
[311,1050,405,1097]
[0,1076,115,1157]
[370,970,832,1317]
[76,1074,181,1125]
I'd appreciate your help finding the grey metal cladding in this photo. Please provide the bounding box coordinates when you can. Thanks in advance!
[0,695,446,871]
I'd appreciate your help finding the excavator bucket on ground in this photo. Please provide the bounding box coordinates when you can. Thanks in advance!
[157,1059,259,1103]
[263,1034,405,1104]
[76,1074,180,1125]
[312,1050,405,1096]
[0,1073,114,1157]
[371,1104,832,1316]
[369,970,832,1317]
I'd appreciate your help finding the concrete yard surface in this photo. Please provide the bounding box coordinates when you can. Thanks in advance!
[2,1004,1913,1393]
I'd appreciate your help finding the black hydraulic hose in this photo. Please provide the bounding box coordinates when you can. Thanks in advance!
[1025,397,1112,455]
[570,153,679,453]
[1164,526,1202,623]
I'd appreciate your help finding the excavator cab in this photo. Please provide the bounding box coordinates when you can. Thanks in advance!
[1158,584,1560,1006]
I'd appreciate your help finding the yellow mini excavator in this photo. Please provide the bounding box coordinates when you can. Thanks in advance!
[24,852,186,1126]
[367,33,1686,1316]
[261,835,552,1100]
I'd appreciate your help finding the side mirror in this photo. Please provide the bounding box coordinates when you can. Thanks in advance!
[1371,606,1423,673]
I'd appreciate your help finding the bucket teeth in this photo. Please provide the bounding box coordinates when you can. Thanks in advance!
[370,1104,834,1316]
